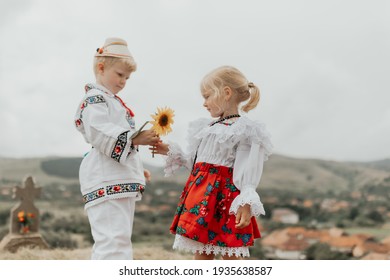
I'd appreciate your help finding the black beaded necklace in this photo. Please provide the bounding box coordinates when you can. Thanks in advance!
[210,114,241,126]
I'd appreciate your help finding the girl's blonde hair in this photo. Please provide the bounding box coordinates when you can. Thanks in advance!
[93,56,137,77]
[200,66,260,112]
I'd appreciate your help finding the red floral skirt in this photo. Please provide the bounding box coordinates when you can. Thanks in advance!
[170,162,261,248]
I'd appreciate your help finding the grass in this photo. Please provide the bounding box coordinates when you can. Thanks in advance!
[0,244,192,260]
[344,224,390,240]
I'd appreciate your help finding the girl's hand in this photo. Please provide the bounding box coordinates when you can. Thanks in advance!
[144,169,151,182]
[235,204,251,229]
[149,142,169,156]
[132,129,160,146]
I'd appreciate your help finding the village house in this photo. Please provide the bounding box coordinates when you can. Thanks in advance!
[168,190,179,198]
[288,198,300,206]
[352,240,390,258]
[360,234,390,259]
[361,252,390,260]
[382,236,390,246]
[350,191,362,199]
[261,227,325,259]
[321,234,372,254]
[366,194,386,202]
[261,227,390,260]
[0,187,11,196]
[302,199,313,208]
[261,227,307,259]
[271,208,299,224]
[263,196,279,204]
[320,199,350,212]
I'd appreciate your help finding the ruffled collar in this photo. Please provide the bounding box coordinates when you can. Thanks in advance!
[201,116,260,137]
[188,116,273,159]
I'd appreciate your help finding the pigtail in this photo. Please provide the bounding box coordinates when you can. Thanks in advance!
[241,82,260,112]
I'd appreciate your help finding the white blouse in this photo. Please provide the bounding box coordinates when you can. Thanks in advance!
[165,116,272,217]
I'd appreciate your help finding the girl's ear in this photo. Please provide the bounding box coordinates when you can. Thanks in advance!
[223,86,233,101]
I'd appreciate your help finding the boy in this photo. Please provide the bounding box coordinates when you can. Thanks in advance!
[74,38,159,259]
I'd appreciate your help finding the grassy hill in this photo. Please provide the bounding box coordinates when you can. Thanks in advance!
[0,155,389,192]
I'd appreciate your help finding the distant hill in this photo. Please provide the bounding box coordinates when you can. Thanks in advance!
[353,158,390,172]
[259,155,390,192]
[0,155,389,193]
[0,157,162,186]
[41,158,82,179]
[0,157,79,186]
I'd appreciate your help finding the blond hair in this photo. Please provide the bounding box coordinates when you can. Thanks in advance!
[93,56,137,77]
[200,66,260,113]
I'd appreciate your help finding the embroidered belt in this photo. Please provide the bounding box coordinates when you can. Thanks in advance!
[83,183,145,204]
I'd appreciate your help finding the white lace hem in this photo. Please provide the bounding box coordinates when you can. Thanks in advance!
[229,188,265,217]
[172,234,250,257]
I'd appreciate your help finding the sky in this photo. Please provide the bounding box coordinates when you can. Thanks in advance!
[0,0,389,166]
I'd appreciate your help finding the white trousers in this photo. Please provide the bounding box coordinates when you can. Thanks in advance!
[86,197,136,260]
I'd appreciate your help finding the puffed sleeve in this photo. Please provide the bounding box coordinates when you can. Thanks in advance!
[164,141,193,177]
[75,94,136,165]
[230,139,266,217]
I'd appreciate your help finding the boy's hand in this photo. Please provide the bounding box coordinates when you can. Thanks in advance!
[149,142,169,156]
[235,204,251,229]
[132,129,160,146]
[144,169,151,182]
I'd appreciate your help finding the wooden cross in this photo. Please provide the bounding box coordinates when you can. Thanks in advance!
[10,176,41,234]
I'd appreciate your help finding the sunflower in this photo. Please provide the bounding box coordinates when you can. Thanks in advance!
[150,107,175,136]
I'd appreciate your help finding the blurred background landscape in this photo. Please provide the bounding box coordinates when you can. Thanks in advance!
[1,154,389,260]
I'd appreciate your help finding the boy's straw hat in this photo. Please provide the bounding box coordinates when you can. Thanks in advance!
[95,37,133,58]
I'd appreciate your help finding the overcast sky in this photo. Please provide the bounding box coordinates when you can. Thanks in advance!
[0,0,389,166]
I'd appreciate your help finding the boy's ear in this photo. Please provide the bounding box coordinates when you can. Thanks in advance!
[97,63,105,73]
[223,86,232,101]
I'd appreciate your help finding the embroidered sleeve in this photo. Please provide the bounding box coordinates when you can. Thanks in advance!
[74,94,134,164]
[111,131,131,162]
[230,140,266,217]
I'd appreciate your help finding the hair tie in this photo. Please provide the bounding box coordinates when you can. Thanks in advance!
[248,82,254,88]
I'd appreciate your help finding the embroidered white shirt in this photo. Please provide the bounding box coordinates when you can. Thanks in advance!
[74,83,145,209]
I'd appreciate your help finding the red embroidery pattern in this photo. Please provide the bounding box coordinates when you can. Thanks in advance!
[83,183,145,204]
[111,131,129,162]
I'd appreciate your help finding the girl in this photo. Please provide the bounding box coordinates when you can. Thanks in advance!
[152,66,272,259]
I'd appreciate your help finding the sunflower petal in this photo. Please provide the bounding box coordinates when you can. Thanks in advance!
[150,107,175,136]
